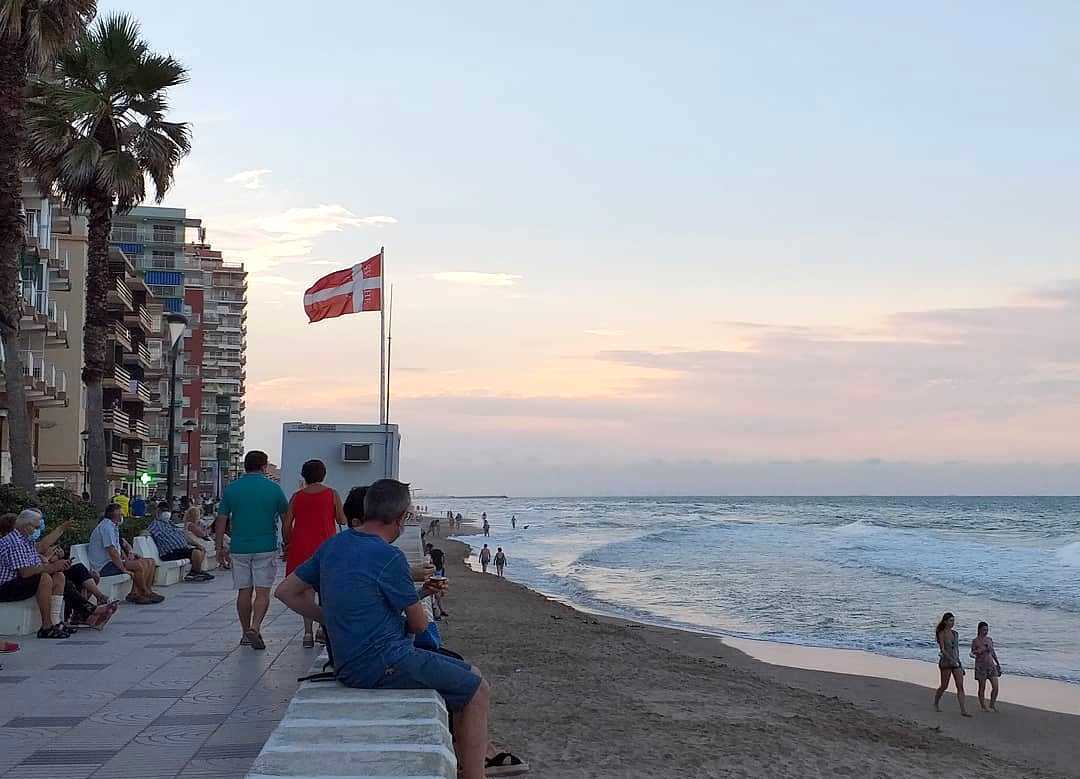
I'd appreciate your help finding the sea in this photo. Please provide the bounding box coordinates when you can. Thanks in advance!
[441,496,1080,685]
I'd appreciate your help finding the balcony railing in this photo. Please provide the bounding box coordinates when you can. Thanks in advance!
[108,276,134,311]
[103,408,131,430]
[131,418,151,439]
[110,363,132,387]
[110,321,132,351]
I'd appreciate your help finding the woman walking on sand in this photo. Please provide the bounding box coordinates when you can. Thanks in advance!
[494,547,507,577]
[933,612,972,717]
[970,621,1002,711]
[282,459,346,647]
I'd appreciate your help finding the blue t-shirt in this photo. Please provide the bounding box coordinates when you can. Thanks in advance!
[295,530,419,687]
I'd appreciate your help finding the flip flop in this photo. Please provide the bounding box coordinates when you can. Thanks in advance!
[485,752,530,776]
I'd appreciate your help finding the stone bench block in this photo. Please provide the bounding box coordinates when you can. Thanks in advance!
[0,597,42,636]
[274,721,453,751]
[288,698,450,729]
[249,743,456,778]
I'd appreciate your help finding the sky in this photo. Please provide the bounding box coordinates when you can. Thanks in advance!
[100,1,1080,494]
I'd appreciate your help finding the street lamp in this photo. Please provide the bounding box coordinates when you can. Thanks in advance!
[80,429,89,494]
[164,312,188,503]
[182,418,197,500]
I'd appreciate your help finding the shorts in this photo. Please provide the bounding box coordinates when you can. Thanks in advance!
[230,552,278,589]
[975,666,999,682]
[374,648,482,712]
[100,562,126,577]
[0,574,43,602]
[159,548,194,562]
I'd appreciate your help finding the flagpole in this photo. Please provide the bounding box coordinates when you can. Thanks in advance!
[385,284,394,479]
[379,246,386,425]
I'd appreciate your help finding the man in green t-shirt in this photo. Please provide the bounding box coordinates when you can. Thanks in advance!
[215,450,289,650]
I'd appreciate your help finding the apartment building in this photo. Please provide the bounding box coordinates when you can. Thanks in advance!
[0,180,74,485]
[109,206,247,500]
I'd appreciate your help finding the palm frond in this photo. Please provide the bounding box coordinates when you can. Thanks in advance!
[129,53,188,96]
[98,150,144,211]
[3,0,97,68]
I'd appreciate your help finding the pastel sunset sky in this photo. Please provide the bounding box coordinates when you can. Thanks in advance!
[101,1,1079,494]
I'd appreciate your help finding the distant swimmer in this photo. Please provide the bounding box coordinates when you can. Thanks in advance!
[511,515,516,530]
[970,621,1002,711]
[934,612,972,717]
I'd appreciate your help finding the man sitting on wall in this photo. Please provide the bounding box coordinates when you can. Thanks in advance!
[88,504,163,604]
[275,479,494,779]
[148,503,214,582]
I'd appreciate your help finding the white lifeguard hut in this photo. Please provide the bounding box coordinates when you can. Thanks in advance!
[279,422,401,496]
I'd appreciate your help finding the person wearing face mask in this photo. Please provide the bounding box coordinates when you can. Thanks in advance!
[0,510,75,638]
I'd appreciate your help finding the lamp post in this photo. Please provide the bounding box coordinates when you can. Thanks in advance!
[80,429,89,494]
[164,312,188,503]
[182,418,197,500]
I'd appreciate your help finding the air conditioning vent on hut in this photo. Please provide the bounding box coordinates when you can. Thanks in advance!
[341,443,371,463]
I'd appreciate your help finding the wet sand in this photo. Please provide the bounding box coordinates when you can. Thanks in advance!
[429,528,1080,778]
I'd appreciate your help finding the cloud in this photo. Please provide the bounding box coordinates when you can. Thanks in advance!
[224,169,272,190]
[255,205,397,237]
[584,329,625,337]
[431,272,522,287]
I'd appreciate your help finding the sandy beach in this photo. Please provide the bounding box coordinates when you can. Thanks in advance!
[431,527,1080,778]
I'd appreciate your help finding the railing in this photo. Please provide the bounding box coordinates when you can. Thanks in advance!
[110,226,139,243]
[111,363,132,386]
[111,276,134,310]
[139,307,155,333]
[134,381,151,403]
[111,321,132,350]
[131,418,151,439]
[106,450,132,472]
[110,225,180,245]
[103,408,131,429]
[137,343,152,365]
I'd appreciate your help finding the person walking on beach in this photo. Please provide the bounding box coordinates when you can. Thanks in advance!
[933,612,972,717]
[494,547,506,577]
[282,459,345,648]
[216,451,289,651]
[970,621,1002,711]
[482,517,490,537]
[479,544,492,574]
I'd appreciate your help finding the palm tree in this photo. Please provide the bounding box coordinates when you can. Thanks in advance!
[0,0,96,491]
[23,12,190,510]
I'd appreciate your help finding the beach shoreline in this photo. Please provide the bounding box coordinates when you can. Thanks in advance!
[432,524,1079,778]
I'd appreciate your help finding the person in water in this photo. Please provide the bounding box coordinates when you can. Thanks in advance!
[970,621,1002,711]
[933,612,972,717]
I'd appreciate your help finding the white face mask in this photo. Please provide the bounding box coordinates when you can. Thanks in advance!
[159,511,172,522]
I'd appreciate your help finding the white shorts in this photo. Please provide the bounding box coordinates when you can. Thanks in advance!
[231,551,278,590]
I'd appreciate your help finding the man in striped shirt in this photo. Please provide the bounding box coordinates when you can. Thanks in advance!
[148,504,213,582]
[0,510,71,639]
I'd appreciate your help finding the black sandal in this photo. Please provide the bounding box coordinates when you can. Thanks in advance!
[485,752,530,776]
[36,625,70,639]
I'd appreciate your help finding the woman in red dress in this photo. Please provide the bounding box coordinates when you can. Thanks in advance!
[282,459,345,647]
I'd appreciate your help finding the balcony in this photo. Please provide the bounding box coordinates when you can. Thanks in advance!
[126,418,151,442]
[103,408,131,431]
[44,299,68,347]
[107,276,134,312]
[102,362,132,390]
[46,241,71,292]
[121,342,153,370]
[106,450,133,477]
[108,321,133,352]
[122,379,152,405]
[124,305,155,334]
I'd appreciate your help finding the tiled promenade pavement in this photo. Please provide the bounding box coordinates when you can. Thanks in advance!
[0,572,312,779]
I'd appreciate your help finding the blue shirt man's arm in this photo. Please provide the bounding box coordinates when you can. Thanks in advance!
[378,551,426,634]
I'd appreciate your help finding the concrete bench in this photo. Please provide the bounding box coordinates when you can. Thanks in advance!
[0,595,42,636]
[69,544,133,601]
[132,536,190,586]
[246,654,456,779]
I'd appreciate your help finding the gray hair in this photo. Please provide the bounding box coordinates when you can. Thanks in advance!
[362,479,411,523]
[15,509,43,531]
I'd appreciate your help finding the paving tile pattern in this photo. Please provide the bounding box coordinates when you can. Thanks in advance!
[0,573,311,779]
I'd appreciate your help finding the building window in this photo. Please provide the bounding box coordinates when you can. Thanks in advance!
[152,224,176,242]
[151,250,174,269]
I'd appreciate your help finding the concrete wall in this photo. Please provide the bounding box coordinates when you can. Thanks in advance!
[280,423,400,497]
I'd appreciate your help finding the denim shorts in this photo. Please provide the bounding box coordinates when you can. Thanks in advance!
[375,649,482,712]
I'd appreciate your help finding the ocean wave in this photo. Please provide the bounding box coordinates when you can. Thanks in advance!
[1057,541,1080,567]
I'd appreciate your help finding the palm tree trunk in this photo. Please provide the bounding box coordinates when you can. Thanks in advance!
[84,192,113,512]
[0,38,36,491]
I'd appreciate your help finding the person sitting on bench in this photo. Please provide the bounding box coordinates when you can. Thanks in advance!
[149,503,214,582]
[88,504,163,605]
